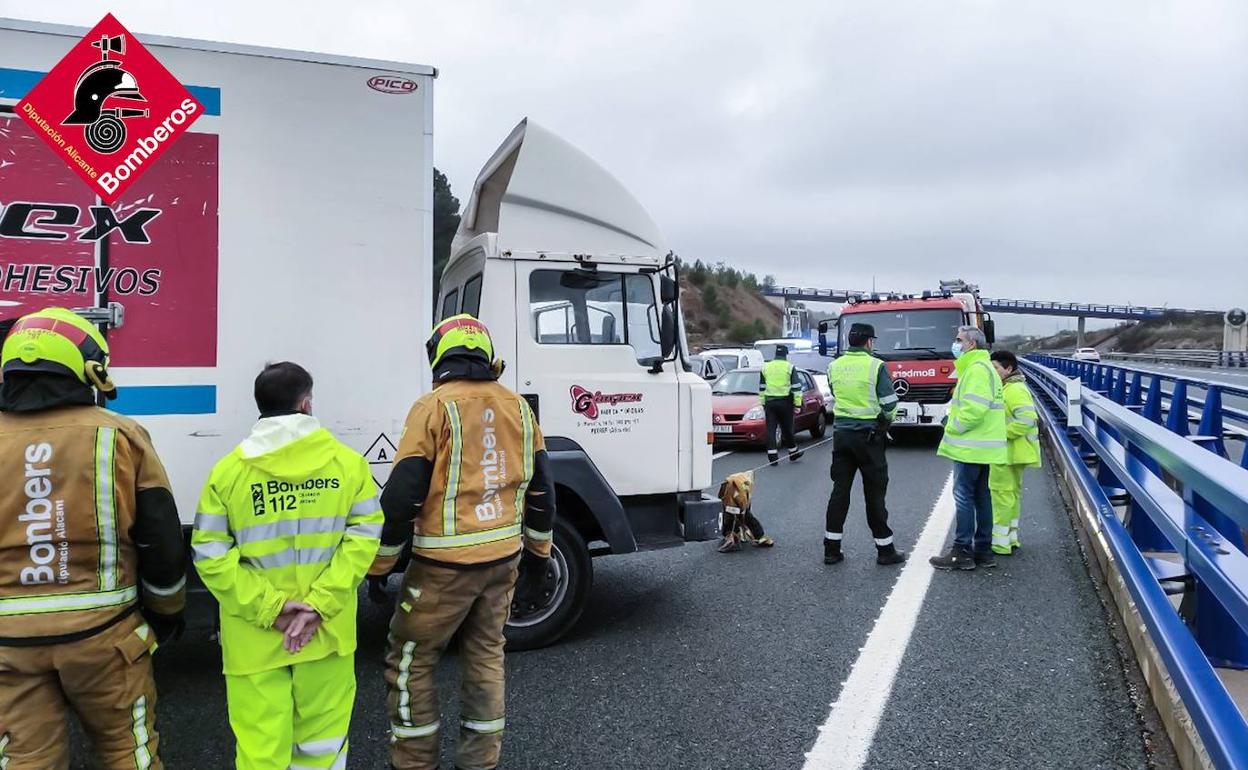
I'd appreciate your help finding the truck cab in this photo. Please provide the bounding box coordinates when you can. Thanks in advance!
[821,279,995,428]
[437,119,718,648]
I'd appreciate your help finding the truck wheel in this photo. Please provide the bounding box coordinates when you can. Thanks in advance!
[810,411,827,439]
[505,517,592,651]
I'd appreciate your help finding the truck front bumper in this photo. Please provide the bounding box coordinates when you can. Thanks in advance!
[680,493,721,542]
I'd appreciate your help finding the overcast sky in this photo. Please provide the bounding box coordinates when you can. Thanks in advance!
[7,0,1244,332]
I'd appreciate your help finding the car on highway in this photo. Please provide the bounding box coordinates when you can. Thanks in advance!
[1073,347,1101,362]
[785,350,835,414]
[689,353,728,381]
[703,346,765,372]
[711,367,827,446]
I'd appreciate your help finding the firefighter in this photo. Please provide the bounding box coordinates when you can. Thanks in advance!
[192,362,382,770]
[758,344,804,466]
[930,326,1009,570]
[988,351,1041,554]
[371,313,556,770]
[0,307,185,769]
[823,323,907,566]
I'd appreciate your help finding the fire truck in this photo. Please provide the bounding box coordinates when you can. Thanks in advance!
[818,279,995,428]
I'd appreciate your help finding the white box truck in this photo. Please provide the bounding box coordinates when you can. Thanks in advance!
[0,19,716,649]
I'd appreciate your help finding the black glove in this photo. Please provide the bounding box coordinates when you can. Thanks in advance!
[513,549,555,615]
[142,608,185,645]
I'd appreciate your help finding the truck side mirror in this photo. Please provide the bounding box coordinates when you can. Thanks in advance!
[817,320,829,357]
[659,275,678,305]
[984,317,996,345]
[660,305,676,358]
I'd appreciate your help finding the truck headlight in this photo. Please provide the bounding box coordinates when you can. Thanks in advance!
[744,405,764,421]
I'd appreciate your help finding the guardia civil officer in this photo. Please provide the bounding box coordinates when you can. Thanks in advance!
[372,314,556,770]
[758,344,804,466]
[823,323,907,566]
[0,307,185,769]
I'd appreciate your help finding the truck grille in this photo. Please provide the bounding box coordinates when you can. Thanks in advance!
[902,384,955,404]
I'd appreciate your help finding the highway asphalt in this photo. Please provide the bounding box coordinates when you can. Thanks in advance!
[67,432,1166,769]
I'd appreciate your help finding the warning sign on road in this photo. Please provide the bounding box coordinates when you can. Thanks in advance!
[364,433,397,488]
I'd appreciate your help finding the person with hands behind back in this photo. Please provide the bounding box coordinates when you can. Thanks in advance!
[192,362,381,770]
[371,314,556,770]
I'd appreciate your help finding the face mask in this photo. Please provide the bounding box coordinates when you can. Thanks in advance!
[951,342,964,358]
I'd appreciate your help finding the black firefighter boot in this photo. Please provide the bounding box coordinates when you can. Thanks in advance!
[876,543,907,566]
[823,537,844,565]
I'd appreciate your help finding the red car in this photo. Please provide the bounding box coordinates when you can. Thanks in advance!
[711,367,827,447]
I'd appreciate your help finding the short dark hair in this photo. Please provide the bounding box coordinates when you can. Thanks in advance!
[254,361,313,417]
[990,350,1019,372]
[848,331,871,347]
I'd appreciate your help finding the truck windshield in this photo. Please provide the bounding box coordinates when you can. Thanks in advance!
[712,370,761,395]
[840,308,963,359]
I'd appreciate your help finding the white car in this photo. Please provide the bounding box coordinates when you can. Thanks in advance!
[1073,347,1101,362]
[703,347,765,372]
[688,354,727,381]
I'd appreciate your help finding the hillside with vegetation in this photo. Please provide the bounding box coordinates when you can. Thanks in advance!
[679,260,783,349]
[1015,312,1223,353]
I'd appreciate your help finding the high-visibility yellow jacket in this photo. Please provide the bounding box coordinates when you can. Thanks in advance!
[759,359,801,406]
[938,349,1009,465]
[1001,374,1042,467]
[192,415,381,676]
[828,349,898,427]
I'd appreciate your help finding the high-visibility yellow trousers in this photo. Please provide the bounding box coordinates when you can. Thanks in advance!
[225,652,355,770]
[989,463,1025,555]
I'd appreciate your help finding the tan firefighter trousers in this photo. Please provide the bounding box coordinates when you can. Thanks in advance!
[0,612,161,769]
[385,557,519,770]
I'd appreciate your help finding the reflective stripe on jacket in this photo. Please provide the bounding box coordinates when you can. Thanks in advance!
[192,414,381,676]
[759,360,801,405]
[828,350,897,422]
[1001,375,1042,467]
[937,349,1009,464]
[388,379,548,567]
[0,406,184,642]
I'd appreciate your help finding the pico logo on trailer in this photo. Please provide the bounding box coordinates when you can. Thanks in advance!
[14,13,203,203]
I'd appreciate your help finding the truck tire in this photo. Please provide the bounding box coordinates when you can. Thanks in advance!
[810,411,827,439]
[505,517,592,651]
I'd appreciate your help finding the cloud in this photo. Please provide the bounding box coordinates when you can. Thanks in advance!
[9,0,1246,313]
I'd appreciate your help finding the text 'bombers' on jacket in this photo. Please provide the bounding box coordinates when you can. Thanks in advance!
[191,414,382,677]
[0,405,185,644]
[376,378,556,572]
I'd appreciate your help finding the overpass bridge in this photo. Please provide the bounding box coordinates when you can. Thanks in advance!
[761,285,1221,322]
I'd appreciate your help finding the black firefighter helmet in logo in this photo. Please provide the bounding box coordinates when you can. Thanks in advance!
[62,34,150,154]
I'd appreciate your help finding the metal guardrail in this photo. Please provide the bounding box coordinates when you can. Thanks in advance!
[1027,350,1248,369]
[1022,355,1248,768]
[1101,350,1248,369]
[1032,355,1248,464]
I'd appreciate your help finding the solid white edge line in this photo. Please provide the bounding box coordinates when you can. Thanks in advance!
[802,472,957,770]
[712,450,734,460]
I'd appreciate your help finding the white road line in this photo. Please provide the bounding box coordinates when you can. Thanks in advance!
[712,450,734,460]
[802,473,956,770]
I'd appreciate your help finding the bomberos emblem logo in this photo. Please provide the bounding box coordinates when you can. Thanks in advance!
[15,13,204,203]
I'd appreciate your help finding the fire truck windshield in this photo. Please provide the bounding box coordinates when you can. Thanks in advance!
[840,307,963,360]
